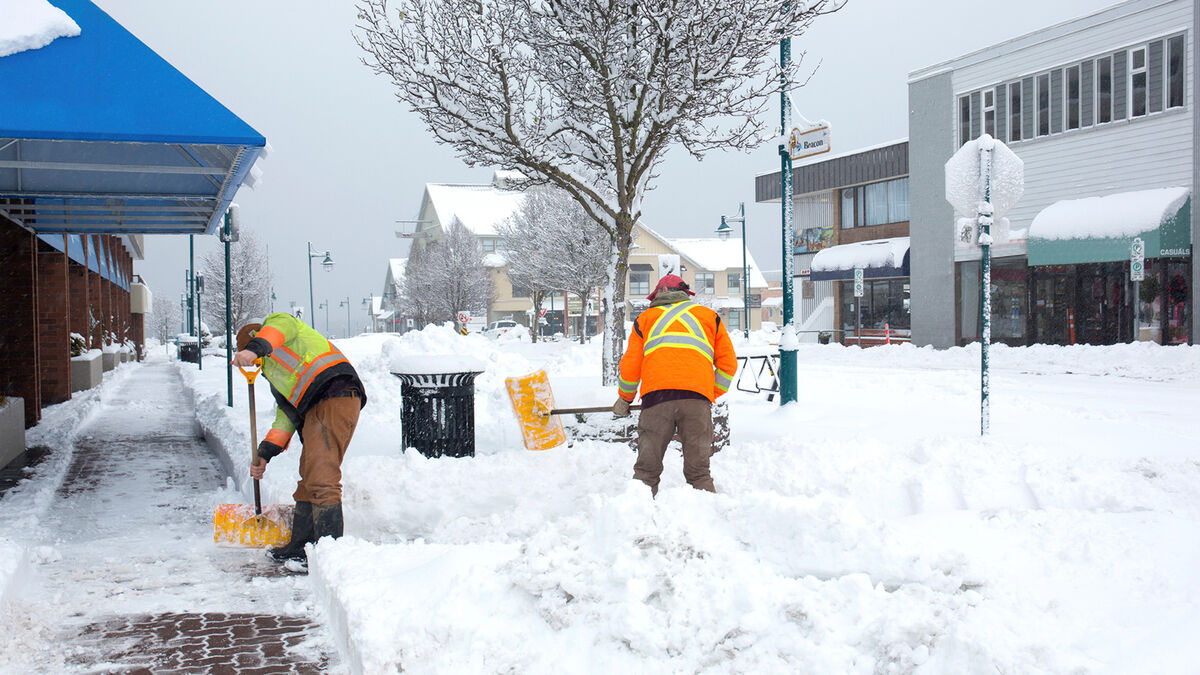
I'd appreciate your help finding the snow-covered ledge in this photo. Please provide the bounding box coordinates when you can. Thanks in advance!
[71,349,103,392]
[0,396,25,470]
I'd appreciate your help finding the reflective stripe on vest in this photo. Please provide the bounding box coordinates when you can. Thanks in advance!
[618,376,638,395]
[270,344,349,408]
[643,302,714,362]
[715,368,733,392]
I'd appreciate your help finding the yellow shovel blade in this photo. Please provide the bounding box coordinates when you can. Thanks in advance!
[213,503,293,547]
[505,369,567,451]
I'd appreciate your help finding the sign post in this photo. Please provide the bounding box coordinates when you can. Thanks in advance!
[945,134,1024,436]
[1131,237,1145,340]
[853,268,864,345]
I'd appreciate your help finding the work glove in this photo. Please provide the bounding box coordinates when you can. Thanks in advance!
[612,398,631,418]
[256,440,283,463]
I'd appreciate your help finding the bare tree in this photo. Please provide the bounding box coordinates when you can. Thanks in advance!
[200,229,272,334]
[148,293,181,344]
[356,0,839,381]
[498,189,609,343]
[405,219,493,327]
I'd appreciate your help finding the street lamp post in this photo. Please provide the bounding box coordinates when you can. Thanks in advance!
[777,11,797,406]
[338,297,352,337]
[307,242,334,328]
[717,202,751,339]
[362,294,377,333]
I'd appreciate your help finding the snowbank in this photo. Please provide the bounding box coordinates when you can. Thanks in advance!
[171,326,1200,673]
[0,538,27,608]
[0,0,81,58]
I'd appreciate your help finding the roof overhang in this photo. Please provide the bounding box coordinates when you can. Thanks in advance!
[1028,188,1192,265]
[810,237,911,281]
[0,0,265,236]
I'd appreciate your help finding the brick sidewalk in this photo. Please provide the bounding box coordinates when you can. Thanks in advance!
[73,612,331,674]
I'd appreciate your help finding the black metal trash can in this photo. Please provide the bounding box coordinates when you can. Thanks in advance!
[392,363,484,458]
[178,341,200,363]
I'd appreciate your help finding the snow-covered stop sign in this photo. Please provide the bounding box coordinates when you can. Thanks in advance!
[945,134,1024,219]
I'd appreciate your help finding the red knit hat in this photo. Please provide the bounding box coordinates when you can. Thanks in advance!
[647,274,695,301]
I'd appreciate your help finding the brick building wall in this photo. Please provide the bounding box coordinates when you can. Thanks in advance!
[69,258,91,346]
[0,219,42,428]
[36,237,71,406]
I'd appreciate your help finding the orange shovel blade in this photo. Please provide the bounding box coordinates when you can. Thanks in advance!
[213,503,293,547]
[504,369,567,451]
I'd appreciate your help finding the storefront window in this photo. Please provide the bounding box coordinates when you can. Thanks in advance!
[959,258,1028,345]
[1140,260,1192,344]
[839,278,910,338]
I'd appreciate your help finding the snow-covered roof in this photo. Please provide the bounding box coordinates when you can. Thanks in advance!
[812,237,910,273]
[424,183,527,236]
[1028,187,1190,240]
[371,296,383,315]
[668,237,768,288]
[1,0,80,58]
[482,252,507,268]
[387,258,406,283]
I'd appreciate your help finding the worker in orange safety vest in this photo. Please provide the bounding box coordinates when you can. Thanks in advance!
[613,274,737,496]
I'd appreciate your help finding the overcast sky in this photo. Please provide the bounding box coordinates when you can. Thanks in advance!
[94,0,1118,336]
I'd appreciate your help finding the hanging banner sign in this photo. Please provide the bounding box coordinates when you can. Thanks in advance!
[788,124,831,161]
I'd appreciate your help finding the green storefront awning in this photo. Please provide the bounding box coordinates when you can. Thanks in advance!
[1027,187,1191,265]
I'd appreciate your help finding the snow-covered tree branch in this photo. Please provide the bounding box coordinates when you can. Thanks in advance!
[404,219,493,327]
[357,0,840,381]
[200,229,272,335]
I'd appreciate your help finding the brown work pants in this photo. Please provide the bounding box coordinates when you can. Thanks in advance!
[633,398,716,497]
[293,395,360,506]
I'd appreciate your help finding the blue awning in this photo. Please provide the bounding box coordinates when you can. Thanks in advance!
[0,0,264,236]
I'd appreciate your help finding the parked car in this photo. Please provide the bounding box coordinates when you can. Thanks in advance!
[484,319,519,338]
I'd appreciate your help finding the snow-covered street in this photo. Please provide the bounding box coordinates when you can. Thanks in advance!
[2,330,1199,673]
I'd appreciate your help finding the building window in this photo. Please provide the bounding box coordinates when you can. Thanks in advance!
[1168,35,1185,109]
[728,309,743,332]
[1130,46,1148,117]
[727,272,742,294]
[510,282,530,298]
[1097,55,1113,123]
[1037,73,1051,136]
[481,238,495,253]
[1066,65,1080,130]
[1008,82,1022,142]
[629,264,651,296]
[959,95,971,145]
[840,177,909,228]
[983,89,996,137]
[694,273,715,295]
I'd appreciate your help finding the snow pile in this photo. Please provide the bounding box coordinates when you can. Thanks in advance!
[0,538,27,608]
[1029,187,1190,241]
[169,328,1200,673]
[0,0,81,58]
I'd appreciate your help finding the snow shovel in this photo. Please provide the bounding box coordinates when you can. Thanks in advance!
[213,361,292,547]
[504,369,641,451]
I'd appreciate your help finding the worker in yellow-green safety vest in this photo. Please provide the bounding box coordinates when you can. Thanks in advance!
[232,312,366,567]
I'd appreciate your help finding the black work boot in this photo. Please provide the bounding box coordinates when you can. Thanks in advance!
[312,503,344,542]
[270,501,314,563]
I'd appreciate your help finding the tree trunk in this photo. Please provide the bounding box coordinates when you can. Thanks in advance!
[530,290,544,343]
[601,213,634,385]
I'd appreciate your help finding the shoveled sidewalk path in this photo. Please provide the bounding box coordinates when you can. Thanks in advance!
[3,362,341,674]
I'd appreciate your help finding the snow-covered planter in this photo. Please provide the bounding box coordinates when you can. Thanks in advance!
[101,344,122,372]
[71,349,103,392]
[0,395,25,470]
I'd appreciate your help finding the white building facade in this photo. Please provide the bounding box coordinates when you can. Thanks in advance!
[908,0,1196,347]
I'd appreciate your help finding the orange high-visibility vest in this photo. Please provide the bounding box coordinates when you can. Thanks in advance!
[618,300,737,402]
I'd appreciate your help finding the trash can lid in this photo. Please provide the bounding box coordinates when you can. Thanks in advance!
[390,355,486,375]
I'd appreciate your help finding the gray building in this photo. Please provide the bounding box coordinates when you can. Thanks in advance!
[909,0,1196,347]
